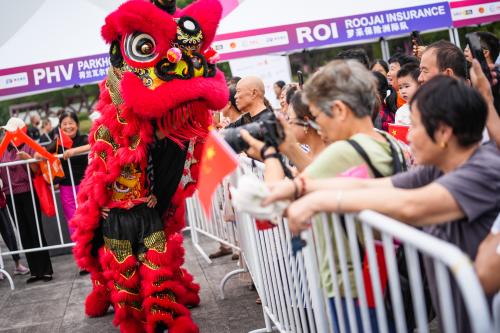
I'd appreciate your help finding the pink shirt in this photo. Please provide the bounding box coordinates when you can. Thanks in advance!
[0,144,35,195]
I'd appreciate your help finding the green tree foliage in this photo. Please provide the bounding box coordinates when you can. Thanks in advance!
[177,0,195,8]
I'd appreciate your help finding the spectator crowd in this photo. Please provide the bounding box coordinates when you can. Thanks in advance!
[212,32,500,333]
[0,30,499,333]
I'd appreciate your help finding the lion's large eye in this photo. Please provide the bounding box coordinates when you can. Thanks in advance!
[178,17,200,35]
[124,32,157,62]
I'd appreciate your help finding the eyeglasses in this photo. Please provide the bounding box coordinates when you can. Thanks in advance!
[288,118,309,127]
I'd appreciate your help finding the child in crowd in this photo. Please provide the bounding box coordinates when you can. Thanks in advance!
[395,63,420,126]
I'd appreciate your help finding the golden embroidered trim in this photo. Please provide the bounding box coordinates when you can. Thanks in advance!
[144,231,166,253]
[104,236,133,263]
[142,258,160,270]
[129,135,141,150]
[95,125,120,152]
[114,281,140,295]
[154,290,176,302]
[121,268,136,280]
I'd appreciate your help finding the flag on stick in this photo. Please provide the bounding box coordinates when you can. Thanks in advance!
[388,123,410,144]
[197,130,238,218]
[57,129,73,149]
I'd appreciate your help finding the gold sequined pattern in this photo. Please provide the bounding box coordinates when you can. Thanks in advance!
[142,258,160,270]
[106,67,125,106]
[95,125,120,152]
[151,305,174,315]
[114,281,140,295]
[154,290,176,302]
[144,231,166,253]
[97,151,107,163]
[118,301,142,311]
[104,236,133,263]
[138,252,146,263]
[121,268,136,280]
[129,135,141,150]
[116,108,127,124]
[153,276,169,287]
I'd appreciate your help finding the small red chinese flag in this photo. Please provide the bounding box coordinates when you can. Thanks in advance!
[197,130,238,218]
[388,123,409,144]
[57,129,73,149]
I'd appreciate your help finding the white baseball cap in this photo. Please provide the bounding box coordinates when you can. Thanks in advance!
[2,117,26,132]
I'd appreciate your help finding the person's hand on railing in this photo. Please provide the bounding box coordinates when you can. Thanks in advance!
[33,152,47,160]
[147,194,158,208]
[63,148,76,160]
[286,193,319,234]
[262,178,296,206]
[16,151,32,161]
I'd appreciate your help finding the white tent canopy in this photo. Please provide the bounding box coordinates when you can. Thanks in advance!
[0,0,123,69]
[218,0,445,34]
[1,0,496,99]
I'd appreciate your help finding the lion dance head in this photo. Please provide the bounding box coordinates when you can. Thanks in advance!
[101,0,228,144]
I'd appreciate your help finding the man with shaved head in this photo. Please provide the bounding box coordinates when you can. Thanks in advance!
[230,76,274,128]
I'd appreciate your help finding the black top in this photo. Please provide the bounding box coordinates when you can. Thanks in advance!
[47,134,89,186]
[27,126,40,141]
[39,129,56,144]
[150,136,188,218]
[227,108,274,128]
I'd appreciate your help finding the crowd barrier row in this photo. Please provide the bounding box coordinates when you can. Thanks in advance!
[186,156,498,333]
[0,151,81,290]
[1,152,498,333]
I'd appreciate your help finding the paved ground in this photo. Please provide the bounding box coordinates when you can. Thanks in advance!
[0,234,265,333]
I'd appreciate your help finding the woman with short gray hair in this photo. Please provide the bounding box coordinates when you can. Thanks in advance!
[261,59,404,332]
[302,60,378,122]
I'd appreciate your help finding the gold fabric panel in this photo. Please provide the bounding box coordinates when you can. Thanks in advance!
[104,236,133,263]
[114,281,139,295]
[142,258,160,270]
[151,305,174,315]
[129,135,141,150]
[106,67,124,106]
[144,231,166,253]
[154,290,176,302]
[95,125,120,152]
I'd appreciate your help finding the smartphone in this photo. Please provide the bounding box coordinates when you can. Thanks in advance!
[466,32,492,82]
[297,70,304,89]
[410,30,423,46]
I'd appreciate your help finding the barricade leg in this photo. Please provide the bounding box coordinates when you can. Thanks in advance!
[219,268,246,299]
[0,253,14,290]
[186,197,212,264]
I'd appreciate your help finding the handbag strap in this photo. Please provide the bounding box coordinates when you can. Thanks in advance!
[347,133,407,179]
[346,139,384,178]
[343,134,407,260]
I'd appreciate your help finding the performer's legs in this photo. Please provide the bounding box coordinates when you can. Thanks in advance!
[100,237,144,333]
[139,231,198,333]
[85,265,111,317]
[173,267,200,308]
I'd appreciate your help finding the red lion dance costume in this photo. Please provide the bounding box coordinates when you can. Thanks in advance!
[71,0,228,332]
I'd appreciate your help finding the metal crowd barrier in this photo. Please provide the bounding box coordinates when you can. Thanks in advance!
[0,150,82,290]
[312,211,494,333]
[194,156,495,333]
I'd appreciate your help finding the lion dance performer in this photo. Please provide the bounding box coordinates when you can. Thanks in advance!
[71,0,228,332]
